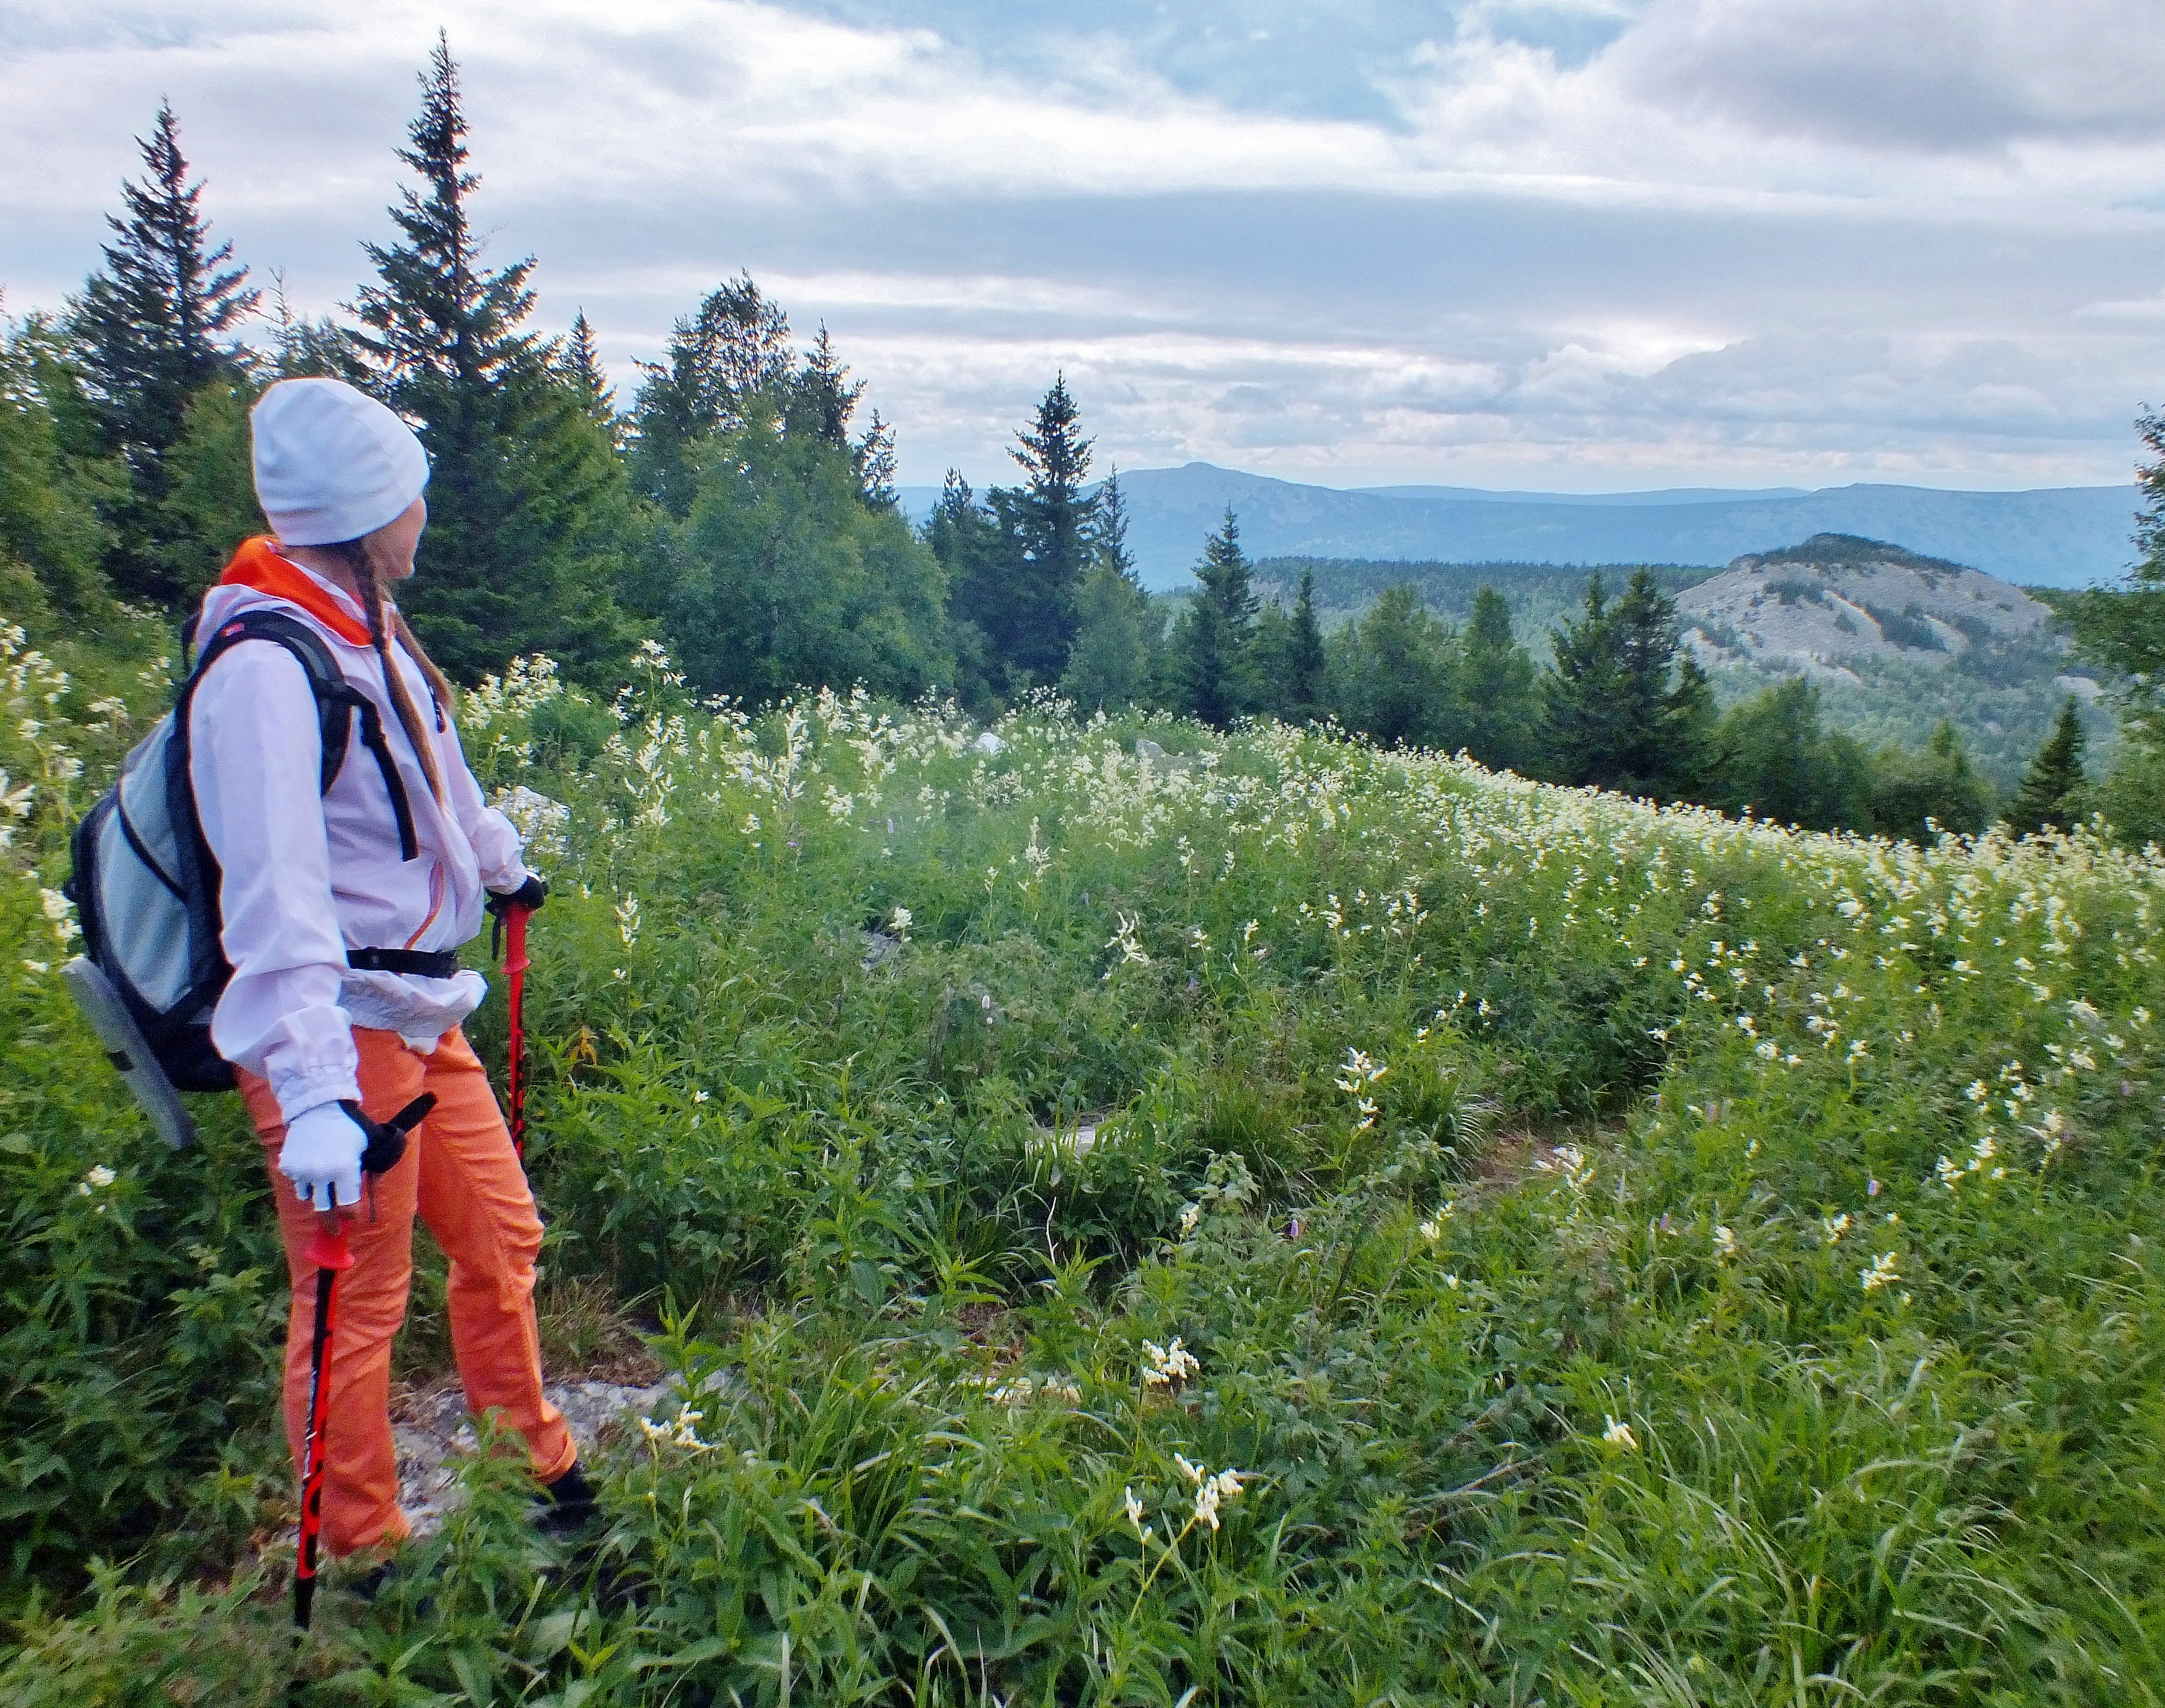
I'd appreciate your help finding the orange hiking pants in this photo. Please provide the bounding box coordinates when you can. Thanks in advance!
[242,1025,573,1559]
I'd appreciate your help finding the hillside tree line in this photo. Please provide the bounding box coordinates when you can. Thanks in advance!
[2,44,2155,847]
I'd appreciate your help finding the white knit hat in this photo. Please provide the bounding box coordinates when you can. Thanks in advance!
[250,378,430,546]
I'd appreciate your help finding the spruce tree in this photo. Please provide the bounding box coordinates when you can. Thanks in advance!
[1541,574,1622,783]
[352,38,537,392]
[856,410,898,511]
[350,36,637,681]
[1456,585,1536,771]
[1339,583,1456,747]
[1285,567,1328,722]
[983,377,1100,688]
[1094,467,1137,581]
[1008,374,1094,605]
[1058,466,1157,712]
[2008,698,2087,835]
[1540,568,1711,798]
[630,276,792,515]
[1607,568,1713,796]
[559,310,619,435]
[788,326,861,450]
[1171,508,1259,726]
[967,376,1097,691]
[71,101,258,603]
[922,470,1003,704]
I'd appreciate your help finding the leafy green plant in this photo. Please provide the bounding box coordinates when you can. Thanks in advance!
[6,635,2164,1702]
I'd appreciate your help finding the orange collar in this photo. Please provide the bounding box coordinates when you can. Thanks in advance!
[217,536,372,647]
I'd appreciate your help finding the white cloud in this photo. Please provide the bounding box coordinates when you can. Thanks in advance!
[1608,0,2165,153]
[1,0,2160,490]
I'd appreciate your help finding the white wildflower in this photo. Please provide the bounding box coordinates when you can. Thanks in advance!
[1602,1416,1639,1450]
[1860,1252,1900,1293]
[1142,1338,1201,1386]
[1106,913,1150,969]
[1334,1047,1388,1093]
[38,888,78,945]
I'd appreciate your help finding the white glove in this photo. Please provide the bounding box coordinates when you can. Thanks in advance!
[278,1102,367,1211]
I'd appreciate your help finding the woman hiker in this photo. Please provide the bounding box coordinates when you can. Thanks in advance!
[192,375,592,1573]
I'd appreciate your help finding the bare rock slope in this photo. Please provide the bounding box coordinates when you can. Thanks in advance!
[1679,533,2061,686]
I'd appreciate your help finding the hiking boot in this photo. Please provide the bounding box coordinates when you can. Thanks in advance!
[535,1461,600,1541]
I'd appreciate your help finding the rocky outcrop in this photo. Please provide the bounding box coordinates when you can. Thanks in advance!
[1678,533,2060,684]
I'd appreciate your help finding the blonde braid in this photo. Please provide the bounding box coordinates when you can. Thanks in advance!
[390,607,456,729]
[344,549,448,806]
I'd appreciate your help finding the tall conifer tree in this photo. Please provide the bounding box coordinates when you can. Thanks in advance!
[1171,508,1259,727]
[1094,467,1137,581]
[630,276,792,515]
[965,376,1097,691]
[2008,698,2087,835]
[1285,567,1328,721]
[1541,568,1711,798]
[1457,585,1537,771]
[558,310,619,435]
[350,35,636,680]
[71,101,258,603]
[856,410,898,511]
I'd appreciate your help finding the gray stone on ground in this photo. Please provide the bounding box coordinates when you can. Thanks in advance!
[392,1376,671,1538]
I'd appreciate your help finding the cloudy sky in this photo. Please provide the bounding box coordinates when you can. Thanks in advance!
[5,0,2164,491]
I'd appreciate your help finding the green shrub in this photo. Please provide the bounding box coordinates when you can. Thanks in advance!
[5,640,2164,1702]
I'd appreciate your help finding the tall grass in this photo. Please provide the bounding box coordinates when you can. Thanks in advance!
[2,634,2160,1702]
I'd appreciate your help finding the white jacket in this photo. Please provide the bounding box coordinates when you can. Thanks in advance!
[189,552,530,1122]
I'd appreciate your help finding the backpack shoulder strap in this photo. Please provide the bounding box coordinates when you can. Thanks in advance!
[191,610,350,793]
[184,609,419,858]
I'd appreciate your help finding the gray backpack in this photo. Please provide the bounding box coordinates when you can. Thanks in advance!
[65,610,416,1093]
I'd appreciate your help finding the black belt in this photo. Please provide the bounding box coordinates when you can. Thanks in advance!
[347,947,461,978]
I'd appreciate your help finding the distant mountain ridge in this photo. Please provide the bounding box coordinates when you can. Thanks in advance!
[901,465,2141,590]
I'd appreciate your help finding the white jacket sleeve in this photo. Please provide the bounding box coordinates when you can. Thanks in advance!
[190,643,361,1122]
[436,707,530,892]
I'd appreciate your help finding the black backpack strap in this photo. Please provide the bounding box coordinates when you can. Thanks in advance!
[336,688,419,862]
[186,611,419,861]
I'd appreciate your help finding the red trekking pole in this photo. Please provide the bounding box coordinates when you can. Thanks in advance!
[293,1215,353,1632]
[291,1093,436,1631]
[490,880,545,1165]
[503,904,531,1163]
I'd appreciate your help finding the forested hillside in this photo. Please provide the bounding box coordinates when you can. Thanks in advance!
[1072,461,2141,591]
[8,50,2162,851]
[1251,555,1718,646]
